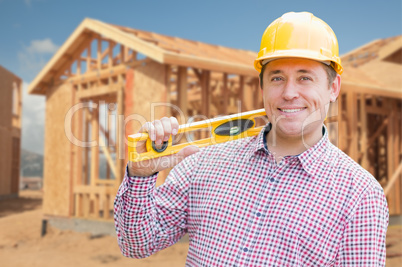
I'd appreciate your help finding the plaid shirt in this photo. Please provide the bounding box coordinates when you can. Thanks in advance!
[114,124,388,266]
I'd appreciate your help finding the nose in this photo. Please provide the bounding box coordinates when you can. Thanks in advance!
[282,80,300,100]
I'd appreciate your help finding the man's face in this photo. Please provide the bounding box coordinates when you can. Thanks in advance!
[260,58,340,141]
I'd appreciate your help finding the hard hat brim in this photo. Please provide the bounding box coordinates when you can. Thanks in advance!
[254,49,343,75]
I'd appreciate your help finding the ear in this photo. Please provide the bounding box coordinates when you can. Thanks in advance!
[329,74,341,102]
[259,75,263,90]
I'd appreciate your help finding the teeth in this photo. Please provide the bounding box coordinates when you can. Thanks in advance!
[280,108,304,113]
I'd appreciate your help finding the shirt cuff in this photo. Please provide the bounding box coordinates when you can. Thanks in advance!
[118,164,159,198]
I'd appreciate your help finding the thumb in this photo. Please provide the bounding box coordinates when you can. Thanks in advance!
[176,145,200,161]
[154,145,200,172]
[172,145,200,166]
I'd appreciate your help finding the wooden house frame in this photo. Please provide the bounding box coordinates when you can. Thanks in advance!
[28,18,401,222]
[28,18,260,221]
[339,36,402,215]
[0,65,22,198]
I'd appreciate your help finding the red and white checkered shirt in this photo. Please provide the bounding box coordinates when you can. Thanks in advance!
[114,124,388,266]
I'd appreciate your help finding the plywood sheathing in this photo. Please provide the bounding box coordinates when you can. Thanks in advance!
[0,65,22,197]
[42,83,74,217]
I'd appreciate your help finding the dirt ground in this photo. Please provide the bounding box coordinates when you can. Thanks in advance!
[0,190,188,267]
[0,190,401,267]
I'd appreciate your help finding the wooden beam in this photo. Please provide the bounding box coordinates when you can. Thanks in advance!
[360,94,368,169]
[116,75,124,183]
[239,75,245,111]
[74,194,82,217]
[90,107,99,187]
[191,67,202,82]
[93,194,100,219]
[68,58,150,86]
[108,41,115,68]
[201,70,211,117]
[76,58,81,75]
[366,106,391,116]
[69,86,76,217]
[347,91,358,160]
[126,50,137,63]
[222,73,228,114]
[253,78,261,109]
[367,117,389,148]
[387,104,396,213]
[86,45,92,74]
[106,107,111,179]
[99,123,116,147]
[99,46,111,62]
[165,65,172,108]
[77,84,119,99]
[384,162,402,196]
[164,51,256,77]
[28,28,94,94]
[342,82,402,100]
[177,66,188,120]
[52,35,95,83]
[82,193,90,218]
[393,103,401,213]
[103,194,111,220]
[83,108,90,185]
[87,19,165,62]
[98,136,117,178]
[80,57,97,63]
[120,44,126,63]
[97,36,102,75]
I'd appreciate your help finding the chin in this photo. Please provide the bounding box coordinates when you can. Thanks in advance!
[276,123,304,137]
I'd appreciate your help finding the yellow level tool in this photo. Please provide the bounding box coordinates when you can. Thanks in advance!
[128,108,267,162]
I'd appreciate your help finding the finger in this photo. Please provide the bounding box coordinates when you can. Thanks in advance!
[139,122,156,140]
[170,117,179,135]
[160,117,172,142]
[135,122,155,154]
[153,120,164,145]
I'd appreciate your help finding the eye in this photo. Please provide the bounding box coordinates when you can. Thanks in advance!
[299,76,312,81]
[271,76,283,82]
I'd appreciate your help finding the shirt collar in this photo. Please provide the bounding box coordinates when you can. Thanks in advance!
[248,123,331,176]
[246,123,271,159]
[297,126,330,176]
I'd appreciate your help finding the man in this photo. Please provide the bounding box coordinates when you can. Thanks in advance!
[114,12,388,266]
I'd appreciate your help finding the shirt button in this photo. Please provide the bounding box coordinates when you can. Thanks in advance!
[256,212,261,217]
[270,178,275,183]
[243,247,248,252]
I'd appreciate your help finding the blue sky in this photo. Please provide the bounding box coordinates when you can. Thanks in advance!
[0,0,401,155]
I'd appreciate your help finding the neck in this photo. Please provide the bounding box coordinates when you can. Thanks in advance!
[266,124,323,163]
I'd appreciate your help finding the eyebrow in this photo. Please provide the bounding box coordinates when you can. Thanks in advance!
[267,70,282,76]
[267,69,316,76]
[297,69,312,74]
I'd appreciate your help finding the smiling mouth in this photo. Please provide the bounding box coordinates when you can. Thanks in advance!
[278,108,306,113]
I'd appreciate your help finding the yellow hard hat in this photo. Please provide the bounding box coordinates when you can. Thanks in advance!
[254,12,343,75]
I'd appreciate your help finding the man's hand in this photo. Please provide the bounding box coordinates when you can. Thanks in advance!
[128,116,200,177]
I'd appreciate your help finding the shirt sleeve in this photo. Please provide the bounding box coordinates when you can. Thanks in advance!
[336,184,389,266]
[113,155,197,259]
